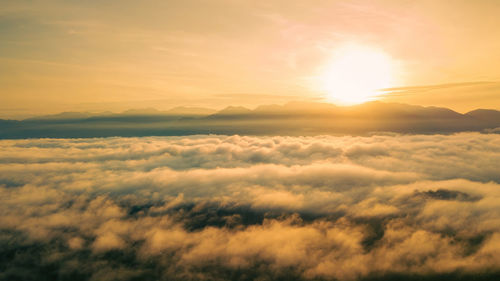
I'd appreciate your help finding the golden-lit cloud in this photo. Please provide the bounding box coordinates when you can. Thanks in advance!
[1,133,500,280]
[2,3,499,280]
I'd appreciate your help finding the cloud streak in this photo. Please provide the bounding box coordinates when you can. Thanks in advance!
[1,133,500,280]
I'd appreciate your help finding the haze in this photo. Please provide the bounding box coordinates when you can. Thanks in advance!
[1,2,500,281]
[1,0,500,118]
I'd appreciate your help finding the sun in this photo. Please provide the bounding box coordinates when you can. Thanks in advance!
[318,44,395,105]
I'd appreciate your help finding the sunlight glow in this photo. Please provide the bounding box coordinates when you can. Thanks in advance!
[319,45,395,105]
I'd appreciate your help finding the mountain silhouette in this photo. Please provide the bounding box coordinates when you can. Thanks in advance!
[1,102,499,138]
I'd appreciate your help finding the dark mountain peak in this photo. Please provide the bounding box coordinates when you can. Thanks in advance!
[166,106,216,116]
[344,101,463,118]
[465,109,500,119]
[2,102,500,138]
[122,108,164,115]
[215,106,252,115]
[26,111,94,121]
[122,107,216,116]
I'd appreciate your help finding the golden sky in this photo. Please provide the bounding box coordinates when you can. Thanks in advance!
[1,0,500,118]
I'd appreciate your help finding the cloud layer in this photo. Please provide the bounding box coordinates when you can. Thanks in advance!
[1,133,500,280]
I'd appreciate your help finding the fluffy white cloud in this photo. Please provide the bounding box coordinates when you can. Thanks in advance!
[0,133,499,280]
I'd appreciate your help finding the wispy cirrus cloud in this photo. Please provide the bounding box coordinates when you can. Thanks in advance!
[379,81,500,112]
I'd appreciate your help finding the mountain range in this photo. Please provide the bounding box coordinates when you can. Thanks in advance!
[1,101,499,138]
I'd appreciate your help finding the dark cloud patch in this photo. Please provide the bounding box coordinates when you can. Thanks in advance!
[1,134,500,280]
[417,189,481,202]
[483,127,500,134]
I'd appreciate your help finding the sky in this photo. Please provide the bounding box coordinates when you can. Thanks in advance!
[1,0,500,118]
[2,3,500,279]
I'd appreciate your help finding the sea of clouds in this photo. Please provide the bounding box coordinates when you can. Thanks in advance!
[1,133,500,280]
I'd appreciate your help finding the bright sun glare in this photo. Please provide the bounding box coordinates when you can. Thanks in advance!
[319,45,395,105]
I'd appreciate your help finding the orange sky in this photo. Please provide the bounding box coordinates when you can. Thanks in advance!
[1,0,499,118]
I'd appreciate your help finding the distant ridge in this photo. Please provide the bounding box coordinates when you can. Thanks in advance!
[465,109,500,120]
[1,102,499,138]
[25,107,217,121]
